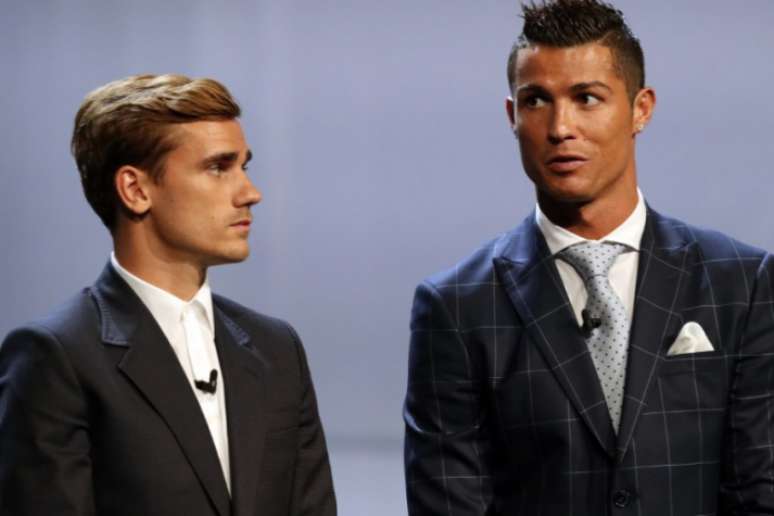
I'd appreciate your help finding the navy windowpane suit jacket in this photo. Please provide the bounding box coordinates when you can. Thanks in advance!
[404,207,774,515]
[0,263,336,516]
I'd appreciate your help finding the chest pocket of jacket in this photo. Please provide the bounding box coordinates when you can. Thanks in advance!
[656,352,729,412]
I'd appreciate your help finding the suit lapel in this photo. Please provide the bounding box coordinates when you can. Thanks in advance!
[212,303,268,516]
[91,264,231,516]
[494,216,617,459]
[615,208,695,461]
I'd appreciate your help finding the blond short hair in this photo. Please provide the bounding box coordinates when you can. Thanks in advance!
[71,74,241,230]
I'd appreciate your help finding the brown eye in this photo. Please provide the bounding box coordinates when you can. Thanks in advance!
[207,163,226,176]
[523,95,546,108]
[579,93,601,106]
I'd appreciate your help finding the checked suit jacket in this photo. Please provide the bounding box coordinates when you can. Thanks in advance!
[404,207,774,515]
[0,263,336,516]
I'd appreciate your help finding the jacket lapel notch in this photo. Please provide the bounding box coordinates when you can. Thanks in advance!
[94,263,231,516]
[495,219,617,458]
[616,211,696,460]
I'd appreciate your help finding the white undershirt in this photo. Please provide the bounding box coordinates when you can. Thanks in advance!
[534,190,647,326]
[110,253,231,493]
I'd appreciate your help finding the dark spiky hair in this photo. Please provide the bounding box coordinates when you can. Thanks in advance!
[506,0,645,102]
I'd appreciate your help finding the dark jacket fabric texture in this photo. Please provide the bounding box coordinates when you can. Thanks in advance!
[0,263,336,516]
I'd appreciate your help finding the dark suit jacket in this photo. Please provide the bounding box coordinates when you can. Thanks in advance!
[404,208,774,515]
[0,263,336,516]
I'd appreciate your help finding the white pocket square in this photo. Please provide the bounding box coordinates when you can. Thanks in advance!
[666,321,715,356]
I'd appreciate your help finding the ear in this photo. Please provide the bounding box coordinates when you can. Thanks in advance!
[505,96,516,132]
[114,165,153,216]
[632,87,656,135]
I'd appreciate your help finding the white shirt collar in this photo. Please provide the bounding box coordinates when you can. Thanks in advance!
[535,189,647,255]
[110,252,214,335]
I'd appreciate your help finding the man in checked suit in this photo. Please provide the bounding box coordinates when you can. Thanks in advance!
[404,1,774,514]
[0,74,336,516]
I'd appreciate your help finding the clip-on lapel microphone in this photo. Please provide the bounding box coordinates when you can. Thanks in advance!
[581,309,602,337]
[195,369,218,394]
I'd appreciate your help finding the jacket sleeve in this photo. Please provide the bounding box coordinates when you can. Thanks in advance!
[285,324,337,516]
[404,281,495,516]
[720,253,774,514]
[0,325,96,516]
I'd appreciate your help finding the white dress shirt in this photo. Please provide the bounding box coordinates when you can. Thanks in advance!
[535,190,647,326]
[110,253,231,493]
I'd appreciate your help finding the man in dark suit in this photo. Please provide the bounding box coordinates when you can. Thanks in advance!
[404,1,774,514]
[0,74,336,516]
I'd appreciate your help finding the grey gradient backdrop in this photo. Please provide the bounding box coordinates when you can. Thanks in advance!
[2,1,773,513]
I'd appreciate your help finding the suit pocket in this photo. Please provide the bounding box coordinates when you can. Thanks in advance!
[659,350,725,376]
[657,353,728,411]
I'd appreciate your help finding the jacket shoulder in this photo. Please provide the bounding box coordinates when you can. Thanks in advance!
[212,294,288,332]
[3,288,98,345]
[653,212,768,261]
[211,295,313,385]
[0,289,99,392]
[212,294,302,352]
[423,230,515,290]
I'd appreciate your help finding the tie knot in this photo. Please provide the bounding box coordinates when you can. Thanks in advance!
[181,301,209,327]
[559,242,629,281]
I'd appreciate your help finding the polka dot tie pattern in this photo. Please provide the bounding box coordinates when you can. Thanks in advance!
[559,241,631,433]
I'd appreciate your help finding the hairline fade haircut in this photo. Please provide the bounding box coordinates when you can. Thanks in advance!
[71,74,241,231]
[506,0,645,103]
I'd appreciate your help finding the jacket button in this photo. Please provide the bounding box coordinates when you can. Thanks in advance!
[612,489,632,508]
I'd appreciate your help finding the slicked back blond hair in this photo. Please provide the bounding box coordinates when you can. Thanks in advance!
[71,74,241,230]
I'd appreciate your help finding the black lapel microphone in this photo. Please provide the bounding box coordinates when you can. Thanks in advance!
[194,369,218,394]
[581,309,602,337]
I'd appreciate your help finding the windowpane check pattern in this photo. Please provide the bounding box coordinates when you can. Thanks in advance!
[404,208,774,516]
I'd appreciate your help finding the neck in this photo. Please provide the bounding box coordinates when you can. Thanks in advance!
[113,225,206,301]
[537,187,639,240]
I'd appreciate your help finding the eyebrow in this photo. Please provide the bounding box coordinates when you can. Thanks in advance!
[515,84,548,95]
[516,81,613,95]
[201,149,252,168]
[570,81,613,93]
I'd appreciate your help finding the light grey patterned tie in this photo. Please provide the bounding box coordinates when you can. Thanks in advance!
[559,242,631,433]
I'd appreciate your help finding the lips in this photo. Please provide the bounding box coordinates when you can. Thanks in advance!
[545,154,588,173]
[230,219,251,228]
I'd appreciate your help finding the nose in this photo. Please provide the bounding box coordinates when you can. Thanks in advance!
[547,100,576,144]
[237,173,262,208]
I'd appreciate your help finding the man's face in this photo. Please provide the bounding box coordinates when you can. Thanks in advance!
[508,42,650,207]
[144,119,261,268]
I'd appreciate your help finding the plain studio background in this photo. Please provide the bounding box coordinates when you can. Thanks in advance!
[1,1,772,513]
